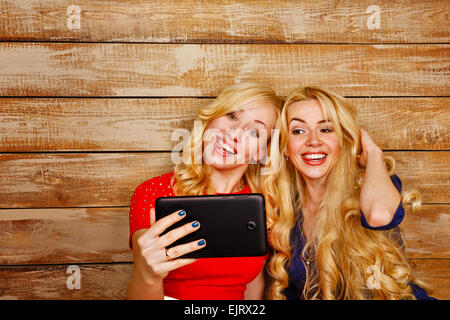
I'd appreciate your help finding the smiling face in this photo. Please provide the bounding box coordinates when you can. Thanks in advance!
[202,100,277,170]
[285,99,340,183]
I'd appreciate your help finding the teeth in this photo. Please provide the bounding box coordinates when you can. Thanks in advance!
[217,138,236,154]
[303,153,326,160]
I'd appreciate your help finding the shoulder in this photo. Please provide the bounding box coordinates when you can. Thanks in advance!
[136,171,174,191]
[132,171,175,199]
[143,171,173,186]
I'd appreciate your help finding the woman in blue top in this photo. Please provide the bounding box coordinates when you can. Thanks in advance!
[267,87,435,300]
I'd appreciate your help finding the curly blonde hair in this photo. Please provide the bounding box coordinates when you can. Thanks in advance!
[267,87,431,300]
[172,82,282,207]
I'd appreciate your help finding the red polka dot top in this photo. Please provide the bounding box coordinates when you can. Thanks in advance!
[129,171,267,300]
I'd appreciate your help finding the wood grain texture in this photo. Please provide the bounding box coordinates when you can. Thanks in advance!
[402,205,450,259]
[355,98,449,150]
[0,98,202,152]
[385,151,449,204]
[0,260,447,299]
[1,0,447,301]
[0,97,448,152]
[0,43,448,97]
[0,205,447,266]
[409,259,450,300]
[0,263,132,300]
[0,151,447,208]
[0,152,172,208]
[0,207,132,265]
[1,0,448,43]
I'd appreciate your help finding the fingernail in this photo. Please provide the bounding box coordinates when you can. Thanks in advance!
[197,239,206,246]
[192,221,199,228]
[178,210,186,216]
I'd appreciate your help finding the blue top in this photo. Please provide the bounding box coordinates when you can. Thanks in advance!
[283,175,436,300]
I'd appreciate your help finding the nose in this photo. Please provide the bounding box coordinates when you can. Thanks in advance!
[306,130,321,147]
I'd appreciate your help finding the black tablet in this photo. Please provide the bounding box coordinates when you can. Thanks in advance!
[155,193,267,258]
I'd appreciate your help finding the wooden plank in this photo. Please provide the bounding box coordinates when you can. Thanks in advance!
[0,260,447,299]
[386,151,449,204]
[354,98,449,151]
[402,205,450,259]
[409,259,450,300]
[0,263,132,300]
[0,43,448,97]
[0,98,201,152]
[0,151,447,208]
[0,97,448,152]
[1,0,448,43]
[0,152,173,208]
[0,205,446,266]
[0,207,132,265]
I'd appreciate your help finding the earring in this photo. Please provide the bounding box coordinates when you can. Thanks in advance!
[259,154,267,165]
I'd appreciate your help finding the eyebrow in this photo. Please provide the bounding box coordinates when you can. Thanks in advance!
[234,109,267,128]
[254,119,267,128]
[289,118,332,125]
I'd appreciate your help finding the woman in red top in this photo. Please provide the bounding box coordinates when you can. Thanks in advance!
[126,82,282,300]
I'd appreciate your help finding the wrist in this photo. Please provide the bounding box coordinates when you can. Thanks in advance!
[366,145,383,163]
[134,261,164,287]
[139,270,163,287]
[127,273,164,300]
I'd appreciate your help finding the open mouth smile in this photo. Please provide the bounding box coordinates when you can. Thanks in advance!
[301,152,327,166]
[214,137,237,156]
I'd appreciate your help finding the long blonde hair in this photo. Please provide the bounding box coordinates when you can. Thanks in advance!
[267,87,431,299]
[172,82,282,209]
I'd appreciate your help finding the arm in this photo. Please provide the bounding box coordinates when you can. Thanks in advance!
[358,129,402,228]
[244,263,265,300]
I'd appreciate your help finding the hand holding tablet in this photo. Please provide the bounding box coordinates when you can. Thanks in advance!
[155,193,268,259]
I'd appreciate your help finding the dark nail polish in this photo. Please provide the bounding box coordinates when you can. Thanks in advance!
[192,221,199,228]
[198,239,206,246]
[178,210,186,216]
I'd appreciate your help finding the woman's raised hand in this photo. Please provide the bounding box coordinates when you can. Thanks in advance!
[358,128,383,167]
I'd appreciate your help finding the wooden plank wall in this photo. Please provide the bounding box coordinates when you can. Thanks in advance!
[0,0,448,300]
